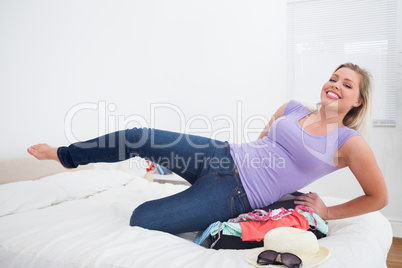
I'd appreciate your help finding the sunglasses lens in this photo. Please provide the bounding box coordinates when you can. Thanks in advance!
[257,250,278,265]
[281,253,302,266]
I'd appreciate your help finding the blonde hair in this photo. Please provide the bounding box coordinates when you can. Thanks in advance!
[335,62,373,139]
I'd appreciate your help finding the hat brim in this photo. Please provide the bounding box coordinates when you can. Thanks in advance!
[245,246,331,268]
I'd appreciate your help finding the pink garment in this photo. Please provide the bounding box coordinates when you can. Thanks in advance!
[239,211,310,241]
[229,208,293,223]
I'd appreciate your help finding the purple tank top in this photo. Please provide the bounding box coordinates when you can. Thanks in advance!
[229,100,360,209]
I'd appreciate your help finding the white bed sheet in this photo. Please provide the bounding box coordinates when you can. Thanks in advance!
[0,170,392,268]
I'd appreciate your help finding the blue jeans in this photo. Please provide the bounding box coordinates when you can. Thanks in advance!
[57,127,252,234]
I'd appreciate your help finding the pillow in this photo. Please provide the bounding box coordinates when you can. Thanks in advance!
[0,169,133,217]
[40,169,133,199]
[0,180,66,217]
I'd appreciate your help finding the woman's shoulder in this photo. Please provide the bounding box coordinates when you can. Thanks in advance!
[283,100,311,116]
[337,128,366,154]
[338,126,361,147]
[337,133,374,168]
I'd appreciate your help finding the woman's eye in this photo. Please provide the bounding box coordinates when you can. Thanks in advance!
[329,79,336,82]
[344,84,351,89]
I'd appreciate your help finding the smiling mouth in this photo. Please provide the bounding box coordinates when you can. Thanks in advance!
[326,91,341,99]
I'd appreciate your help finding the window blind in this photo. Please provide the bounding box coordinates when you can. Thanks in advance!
[288,0,398,126]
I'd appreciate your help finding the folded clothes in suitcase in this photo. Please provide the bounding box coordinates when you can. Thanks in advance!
[207,192,327,250]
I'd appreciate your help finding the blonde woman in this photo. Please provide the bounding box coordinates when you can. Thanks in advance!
[28,63,388,234]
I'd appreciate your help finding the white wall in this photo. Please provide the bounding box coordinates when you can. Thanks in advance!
[1,1,401,237]
[0,0,287,155]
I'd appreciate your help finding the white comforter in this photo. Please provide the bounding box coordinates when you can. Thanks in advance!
[0,170,392,268]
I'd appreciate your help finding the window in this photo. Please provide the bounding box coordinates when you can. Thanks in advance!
[288,0,398,126]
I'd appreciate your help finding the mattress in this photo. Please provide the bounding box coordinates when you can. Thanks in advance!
[0,169,393,267]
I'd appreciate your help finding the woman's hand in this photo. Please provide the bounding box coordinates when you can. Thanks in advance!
[294,192,329,219]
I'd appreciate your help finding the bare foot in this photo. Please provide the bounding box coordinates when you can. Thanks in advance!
[27,143,65,167]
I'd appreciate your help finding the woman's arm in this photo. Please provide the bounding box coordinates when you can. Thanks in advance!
[295,135,388,220]
[257,102,288,140]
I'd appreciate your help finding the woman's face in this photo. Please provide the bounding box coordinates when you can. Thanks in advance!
[320,67,362,114]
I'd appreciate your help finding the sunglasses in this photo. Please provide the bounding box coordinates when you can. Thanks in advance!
[257,250,303,268]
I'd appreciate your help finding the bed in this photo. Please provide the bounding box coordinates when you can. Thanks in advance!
[0,157,393,268]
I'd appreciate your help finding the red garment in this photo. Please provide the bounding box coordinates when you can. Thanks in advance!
[240,211,309,241]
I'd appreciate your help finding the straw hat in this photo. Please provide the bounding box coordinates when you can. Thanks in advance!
[245,227,330,268]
